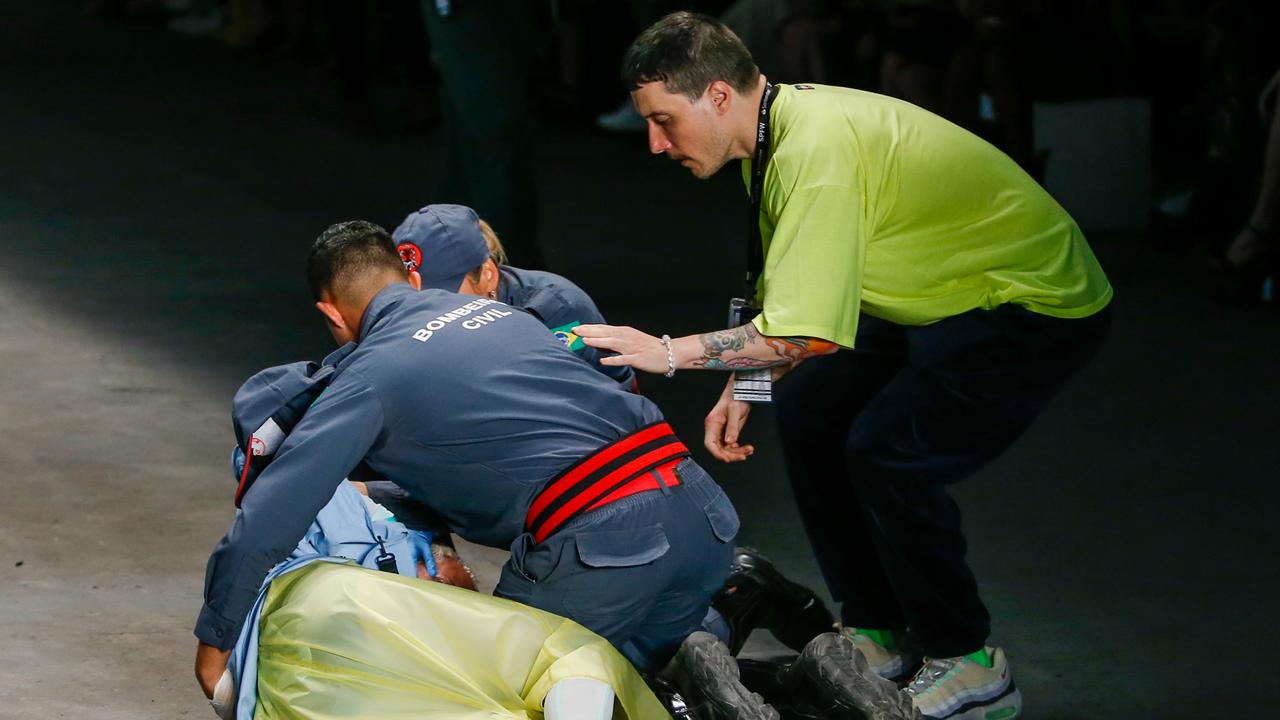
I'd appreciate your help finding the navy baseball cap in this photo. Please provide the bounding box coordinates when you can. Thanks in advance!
[391,204,489,292]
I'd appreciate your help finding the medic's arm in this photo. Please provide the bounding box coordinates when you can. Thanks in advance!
[194,373,386,650]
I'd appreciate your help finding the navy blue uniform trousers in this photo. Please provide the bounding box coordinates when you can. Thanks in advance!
[774,304,1111,657]
[495,459,738,672]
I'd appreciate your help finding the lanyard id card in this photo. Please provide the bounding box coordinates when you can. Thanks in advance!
[732,367,772,403]
[728,298,772,403]
[729,83,779,404]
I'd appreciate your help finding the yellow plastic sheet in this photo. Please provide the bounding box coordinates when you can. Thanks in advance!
[254,562,668,720]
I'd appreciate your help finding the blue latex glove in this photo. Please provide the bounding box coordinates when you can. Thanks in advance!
[408,531,438,578]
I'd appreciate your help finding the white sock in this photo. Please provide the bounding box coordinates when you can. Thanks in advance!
[544,678,615,720]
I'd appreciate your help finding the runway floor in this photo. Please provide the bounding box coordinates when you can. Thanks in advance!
[1,3,1277,717]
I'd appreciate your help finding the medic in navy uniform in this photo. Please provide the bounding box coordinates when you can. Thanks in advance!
[193,220,738,697]
[392,204,636,389]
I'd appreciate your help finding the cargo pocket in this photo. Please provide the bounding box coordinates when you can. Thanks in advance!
[574,524,670,568]
[561,524,671,630]
[702,487,740,544]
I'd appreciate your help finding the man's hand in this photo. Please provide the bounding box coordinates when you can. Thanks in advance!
[705,375,755,462]
[575,324,672,374]
[195,641,231,699]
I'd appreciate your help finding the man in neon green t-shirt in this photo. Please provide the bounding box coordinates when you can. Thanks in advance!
[577,12,1112,720]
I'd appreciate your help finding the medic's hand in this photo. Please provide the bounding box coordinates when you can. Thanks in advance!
[575,324,669,375]
[705,375,754,463]
[408,531,439,578]
[195,640,231,699]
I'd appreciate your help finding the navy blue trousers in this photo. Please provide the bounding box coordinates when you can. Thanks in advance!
[495,459,738,672]
[774,304,1111,657]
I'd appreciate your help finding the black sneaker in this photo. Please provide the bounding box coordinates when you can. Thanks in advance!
[713,548,835,654]
[666,632,781,720]
[782,633,919,720]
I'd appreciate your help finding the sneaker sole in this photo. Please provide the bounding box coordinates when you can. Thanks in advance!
[929,687,1021,720]
[673,632,780,720]
[840,629,921,683]
[857,646,916,684]
[795,633,919,720]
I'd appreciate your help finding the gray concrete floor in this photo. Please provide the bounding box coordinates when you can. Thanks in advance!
[1,3,1278,718]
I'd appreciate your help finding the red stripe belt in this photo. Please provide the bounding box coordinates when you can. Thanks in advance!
[525,421,691,544]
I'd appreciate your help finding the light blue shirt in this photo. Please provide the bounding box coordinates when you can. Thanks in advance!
[227,480,433,720]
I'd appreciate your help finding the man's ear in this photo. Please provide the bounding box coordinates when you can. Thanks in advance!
[315,300,347,332]
[480,258,500,296]
[708,80,733,115]
[408,270,422,291]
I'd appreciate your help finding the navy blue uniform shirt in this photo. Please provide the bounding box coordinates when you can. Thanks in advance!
[196,283,662,648]
[498,266,635,388]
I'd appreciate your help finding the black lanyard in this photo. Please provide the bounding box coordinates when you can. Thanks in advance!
[746,83,777,306]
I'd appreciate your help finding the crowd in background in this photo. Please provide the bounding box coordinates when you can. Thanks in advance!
[85,0,1280,301]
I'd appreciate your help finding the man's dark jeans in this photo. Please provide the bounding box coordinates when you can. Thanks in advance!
[774,304,1112,658]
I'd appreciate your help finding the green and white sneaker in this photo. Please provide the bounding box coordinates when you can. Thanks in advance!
[838,626,919,682]
[904,647,1022,720]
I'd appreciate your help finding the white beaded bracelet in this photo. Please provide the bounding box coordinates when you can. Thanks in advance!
[660,334,676,377]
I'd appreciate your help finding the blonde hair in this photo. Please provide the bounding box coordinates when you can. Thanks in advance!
[477,219,509,266]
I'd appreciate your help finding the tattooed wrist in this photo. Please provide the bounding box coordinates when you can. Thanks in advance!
[695,324,838,370]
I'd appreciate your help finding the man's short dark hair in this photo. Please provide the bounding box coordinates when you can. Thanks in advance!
[621,11,759,100]
[307,220,404,301]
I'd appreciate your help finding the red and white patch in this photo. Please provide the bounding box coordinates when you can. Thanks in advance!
[398,242,423,272]
[249,436,267,456]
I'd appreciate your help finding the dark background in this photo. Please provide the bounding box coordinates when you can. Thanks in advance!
[0,1,1277,718]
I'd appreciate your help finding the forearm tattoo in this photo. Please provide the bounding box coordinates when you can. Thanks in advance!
[694,324,838,369]
[696,324,767,369]
[765,335,840,363]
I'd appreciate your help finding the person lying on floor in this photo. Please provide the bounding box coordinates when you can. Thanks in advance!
[207,364,669,720]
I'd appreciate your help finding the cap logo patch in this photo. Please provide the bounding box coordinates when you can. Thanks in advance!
[398,242,422,272]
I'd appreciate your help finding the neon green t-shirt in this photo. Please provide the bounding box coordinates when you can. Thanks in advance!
[744,84,1113,348]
